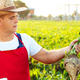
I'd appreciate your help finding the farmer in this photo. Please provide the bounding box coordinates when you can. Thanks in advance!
[0,0,80,80]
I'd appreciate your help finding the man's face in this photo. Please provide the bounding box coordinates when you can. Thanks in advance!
[0,12,18,33]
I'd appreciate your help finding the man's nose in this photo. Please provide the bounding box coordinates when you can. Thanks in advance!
[14,17,18,23]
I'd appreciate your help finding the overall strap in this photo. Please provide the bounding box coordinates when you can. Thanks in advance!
[16,33,22,41]
[15,33,24,48]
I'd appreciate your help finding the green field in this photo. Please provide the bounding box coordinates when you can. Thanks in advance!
[17,20,80,80]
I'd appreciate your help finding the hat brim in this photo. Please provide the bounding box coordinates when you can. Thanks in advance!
[8,7,29,12]
[0,7,31,16]
[0,11,11,16]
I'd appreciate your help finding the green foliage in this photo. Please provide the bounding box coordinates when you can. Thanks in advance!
[17,20,80,80]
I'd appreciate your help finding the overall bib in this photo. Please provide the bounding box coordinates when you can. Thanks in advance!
[0,33,30,80]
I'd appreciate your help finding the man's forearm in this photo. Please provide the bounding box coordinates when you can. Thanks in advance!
[32,46,70,64]
[46,46,70,64]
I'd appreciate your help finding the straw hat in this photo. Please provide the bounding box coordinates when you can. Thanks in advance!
[0,0,28,15]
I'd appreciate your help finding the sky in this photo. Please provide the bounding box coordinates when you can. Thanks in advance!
[22,0,80,17]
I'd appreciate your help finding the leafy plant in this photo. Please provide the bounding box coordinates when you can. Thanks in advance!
[17,20,80,80]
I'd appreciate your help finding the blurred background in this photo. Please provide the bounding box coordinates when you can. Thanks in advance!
[14,0,80,21]
[14,0,80,80]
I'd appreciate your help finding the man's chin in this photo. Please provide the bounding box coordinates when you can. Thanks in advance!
[9,30,17,34]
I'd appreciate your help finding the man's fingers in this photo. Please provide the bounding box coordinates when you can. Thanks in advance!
[70,39,78,49]
[72,39,78,44]
[75,45,80,54]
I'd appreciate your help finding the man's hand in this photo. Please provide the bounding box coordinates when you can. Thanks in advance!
[74,43,80,54]
[69,39,80,55]
[69,39,78,50]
